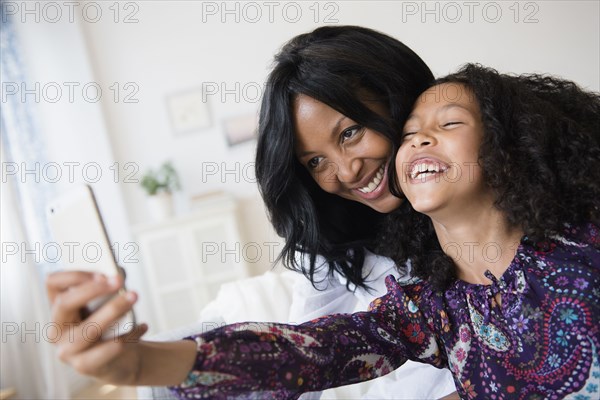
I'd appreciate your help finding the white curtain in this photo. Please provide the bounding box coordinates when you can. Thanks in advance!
[0,6,73,398]
[0,169,71,399]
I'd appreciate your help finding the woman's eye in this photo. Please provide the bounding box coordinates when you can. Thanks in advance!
[307,157,323,169]
[341,125,362,142]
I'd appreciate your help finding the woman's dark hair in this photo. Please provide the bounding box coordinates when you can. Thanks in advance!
[255,26,434,289]
[380,63,600,291]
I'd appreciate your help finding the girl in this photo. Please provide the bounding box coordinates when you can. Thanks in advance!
[164,64,600,399]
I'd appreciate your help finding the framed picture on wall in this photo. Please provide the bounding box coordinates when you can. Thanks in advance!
[222,114,258,147]
[166,88,212,135]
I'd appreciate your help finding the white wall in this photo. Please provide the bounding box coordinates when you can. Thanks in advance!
[76,0,599,226]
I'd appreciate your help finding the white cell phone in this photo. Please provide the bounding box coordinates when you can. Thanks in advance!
[46,184,136,337]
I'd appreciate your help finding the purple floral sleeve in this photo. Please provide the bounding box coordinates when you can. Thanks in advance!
[168,277,445,400]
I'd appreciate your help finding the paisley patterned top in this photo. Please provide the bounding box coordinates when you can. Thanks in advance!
[169,223,600,400]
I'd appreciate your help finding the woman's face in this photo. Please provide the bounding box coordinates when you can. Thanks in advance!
[396,83,488,216]
[293,94,403,213]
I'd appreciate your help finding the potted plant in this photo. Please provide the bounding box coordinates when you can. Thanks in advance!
[140,161,181,221]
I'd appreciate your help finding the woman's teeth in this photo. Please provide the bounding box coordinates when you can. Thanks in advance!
[358,165,385,193]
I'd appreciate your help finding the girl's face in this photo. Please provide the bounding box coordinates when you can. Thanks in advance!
[293,94,402,213]
[396,83,489,216]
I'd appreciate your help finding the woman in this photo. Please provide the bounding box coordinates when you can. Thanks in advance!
[46,26,456,398]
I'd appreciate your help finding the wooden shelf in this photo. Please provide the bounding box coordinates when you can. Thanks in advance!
[134,195,249,332]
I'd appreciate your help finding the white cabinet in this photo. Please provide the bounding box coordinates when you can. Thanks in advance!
[134,194,249,332]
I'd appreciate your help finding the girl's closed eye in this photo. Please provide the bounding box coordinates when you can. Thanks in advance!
[442,121,462,128]
[401,128,419,142]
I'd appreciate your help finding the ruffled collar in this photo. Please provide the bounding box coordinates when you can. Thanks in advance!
[448,235,534,323]
[451,233,533,295]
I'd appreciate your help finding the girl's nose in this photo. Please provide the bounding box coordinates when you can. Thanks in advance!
[411,130,436,148]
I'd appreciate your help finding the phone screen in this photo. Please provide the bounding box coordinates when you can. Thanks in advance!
[47,184,119,276]
[47,184,136,335]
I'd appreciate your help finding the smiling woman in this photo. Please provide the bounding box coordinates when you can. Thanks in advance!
[254,25,436,291]
[293,94,401,213]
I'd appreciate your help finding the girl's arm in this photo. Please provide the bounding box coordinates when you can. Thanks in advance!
[289,253,456,400]
[169,276,445,399]
[46,271,195,386]
[46,271,444,397]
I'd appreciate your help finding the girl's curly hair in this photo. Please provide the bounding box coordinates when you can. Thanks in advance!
[379,64,600,291]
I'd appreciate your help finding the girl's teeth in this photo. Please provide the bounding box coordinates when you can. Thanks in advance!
[410,162,448,180]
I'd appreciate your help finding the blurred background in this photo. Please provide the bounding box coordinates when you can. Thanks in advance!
[1,1,598,398]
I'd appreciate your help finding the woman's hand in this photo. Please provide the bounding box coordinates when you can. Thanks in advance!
[46,271,147,385]
[46,271,197,387]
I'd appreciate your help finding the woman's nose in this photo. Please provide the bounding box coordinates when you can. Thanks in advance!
[330,156,361,183]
